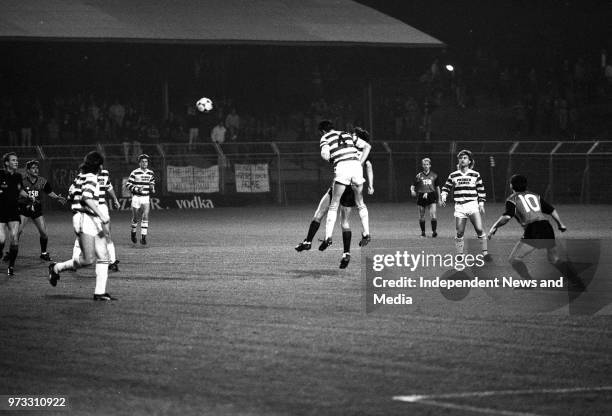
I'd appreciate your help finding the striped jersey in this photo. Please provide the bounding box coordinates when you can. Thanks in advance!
[126,168,155,196]
[413,171,439,193]
[69,172,100,216]
[97,169,114,205]
[504,191,554,228]
[320,130,367,166]
[20,174,53,208]
[441,169,486,203]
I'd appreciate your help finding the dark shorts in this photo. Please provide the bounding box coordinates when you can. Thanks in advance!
[417,192,438,207]
[18,204,43,219]
[522,220,556,249]
[327,186,357,208]
[0,204,21,224]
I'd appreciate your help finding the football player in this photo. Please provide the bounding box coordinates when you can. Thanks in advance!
[440,150,490,260]
[295,127,374,268]
[410,157,440,237]
[14,160,67,262]
[126,154,155,245]
[488,174,585,290]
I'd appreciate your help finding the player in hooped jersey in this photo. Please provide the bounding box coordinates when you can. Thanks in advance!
[14,160,67,262]
[71,166,120,271]
[488,174,585,290]
[126,154,155,245]
[410,158,440,237]
[48,151,115,300]
[295,127,374,268]
[318,120,371,258]
[440,150,490,260]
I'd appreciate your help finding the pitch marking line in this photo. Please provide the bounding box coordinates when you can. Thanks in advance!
[393,386,612,416]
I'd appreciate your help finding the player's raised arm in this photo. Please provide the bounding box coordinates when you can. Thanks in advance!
[540,198,566,231]
[365,160,374,195]
[320,139,330,161]
[488,200,515,238]
[357,140,371,165]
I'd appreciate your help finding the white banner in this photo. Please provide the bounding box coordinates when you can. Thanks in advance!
[167,165,219,193]
[235,163,270,193]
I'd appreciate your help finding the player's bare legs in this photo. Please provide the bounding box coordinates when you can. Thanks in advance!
[320,182,346,250]
[131,206,142,244]
[31,216,51,259]
[3,221,20,272]
[428,203,438,237]
[0,224,8,268]
[339,206,352,268]
[93,234,111,295]
[469,211,488,256]
[508,240,537,280]
[351,182,370,246]
[417,205,427,236]
[140,203,150,245]
[296,191,331,252]
[455,217,468,257]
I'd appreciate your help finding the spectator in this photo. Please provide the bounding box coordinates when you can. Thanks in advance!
[186,105,199,148]
[210,119,226,144]
[225,107,241,141]
[108,99,125,141]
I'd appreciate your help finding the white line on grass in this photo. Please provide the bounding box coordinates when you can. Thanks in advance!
[393,386,612,416]
[413,399,542,416]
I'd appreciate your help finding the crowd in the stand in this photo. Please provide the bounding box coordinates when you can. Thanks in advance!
[1,49,611,146]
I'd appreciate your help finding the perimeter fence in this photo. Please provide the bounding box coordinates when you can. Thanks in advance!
[2,139,611,207]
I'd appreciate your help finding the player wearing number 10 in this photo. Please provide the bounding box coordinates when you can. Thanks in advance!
[488,174,585,290]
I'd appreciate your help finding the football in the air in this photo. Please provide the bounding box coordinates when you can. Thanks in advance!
[196,97,213,113]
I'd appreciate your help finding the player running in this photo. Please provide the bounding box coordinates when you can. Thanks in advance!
[13,160,67,262]
[440,149,490,260]
[488,174,585,290]
[71,166,120,271]
[126,154,155,245]
[48,151,115,301]
[295,127,374,268]
[1,152,35,276]
[317,121,371,262]
[410,157,440,237]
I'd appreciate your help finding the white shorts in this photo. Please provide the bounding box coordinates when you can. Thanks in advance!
[454,200,480,218]
[131,195,150,209]
[333,160,365,186]
[72,212,103,237]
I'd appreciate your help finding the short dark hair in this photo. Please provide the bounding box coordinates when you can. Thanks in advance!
[2,152,16,165]
[26,160,39,169]
[354,126,370,142]
[318,120,334,133]
[138,154,150,162]
[79,151,104,174]
[510,174,528,192]
[456,149,475,168]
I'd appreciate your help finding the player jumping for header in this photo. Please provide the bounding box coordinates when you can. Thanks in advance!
[488,174,585,290]
[318,120,371,259]
[295,127,374,269]
[440,149,490,261]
